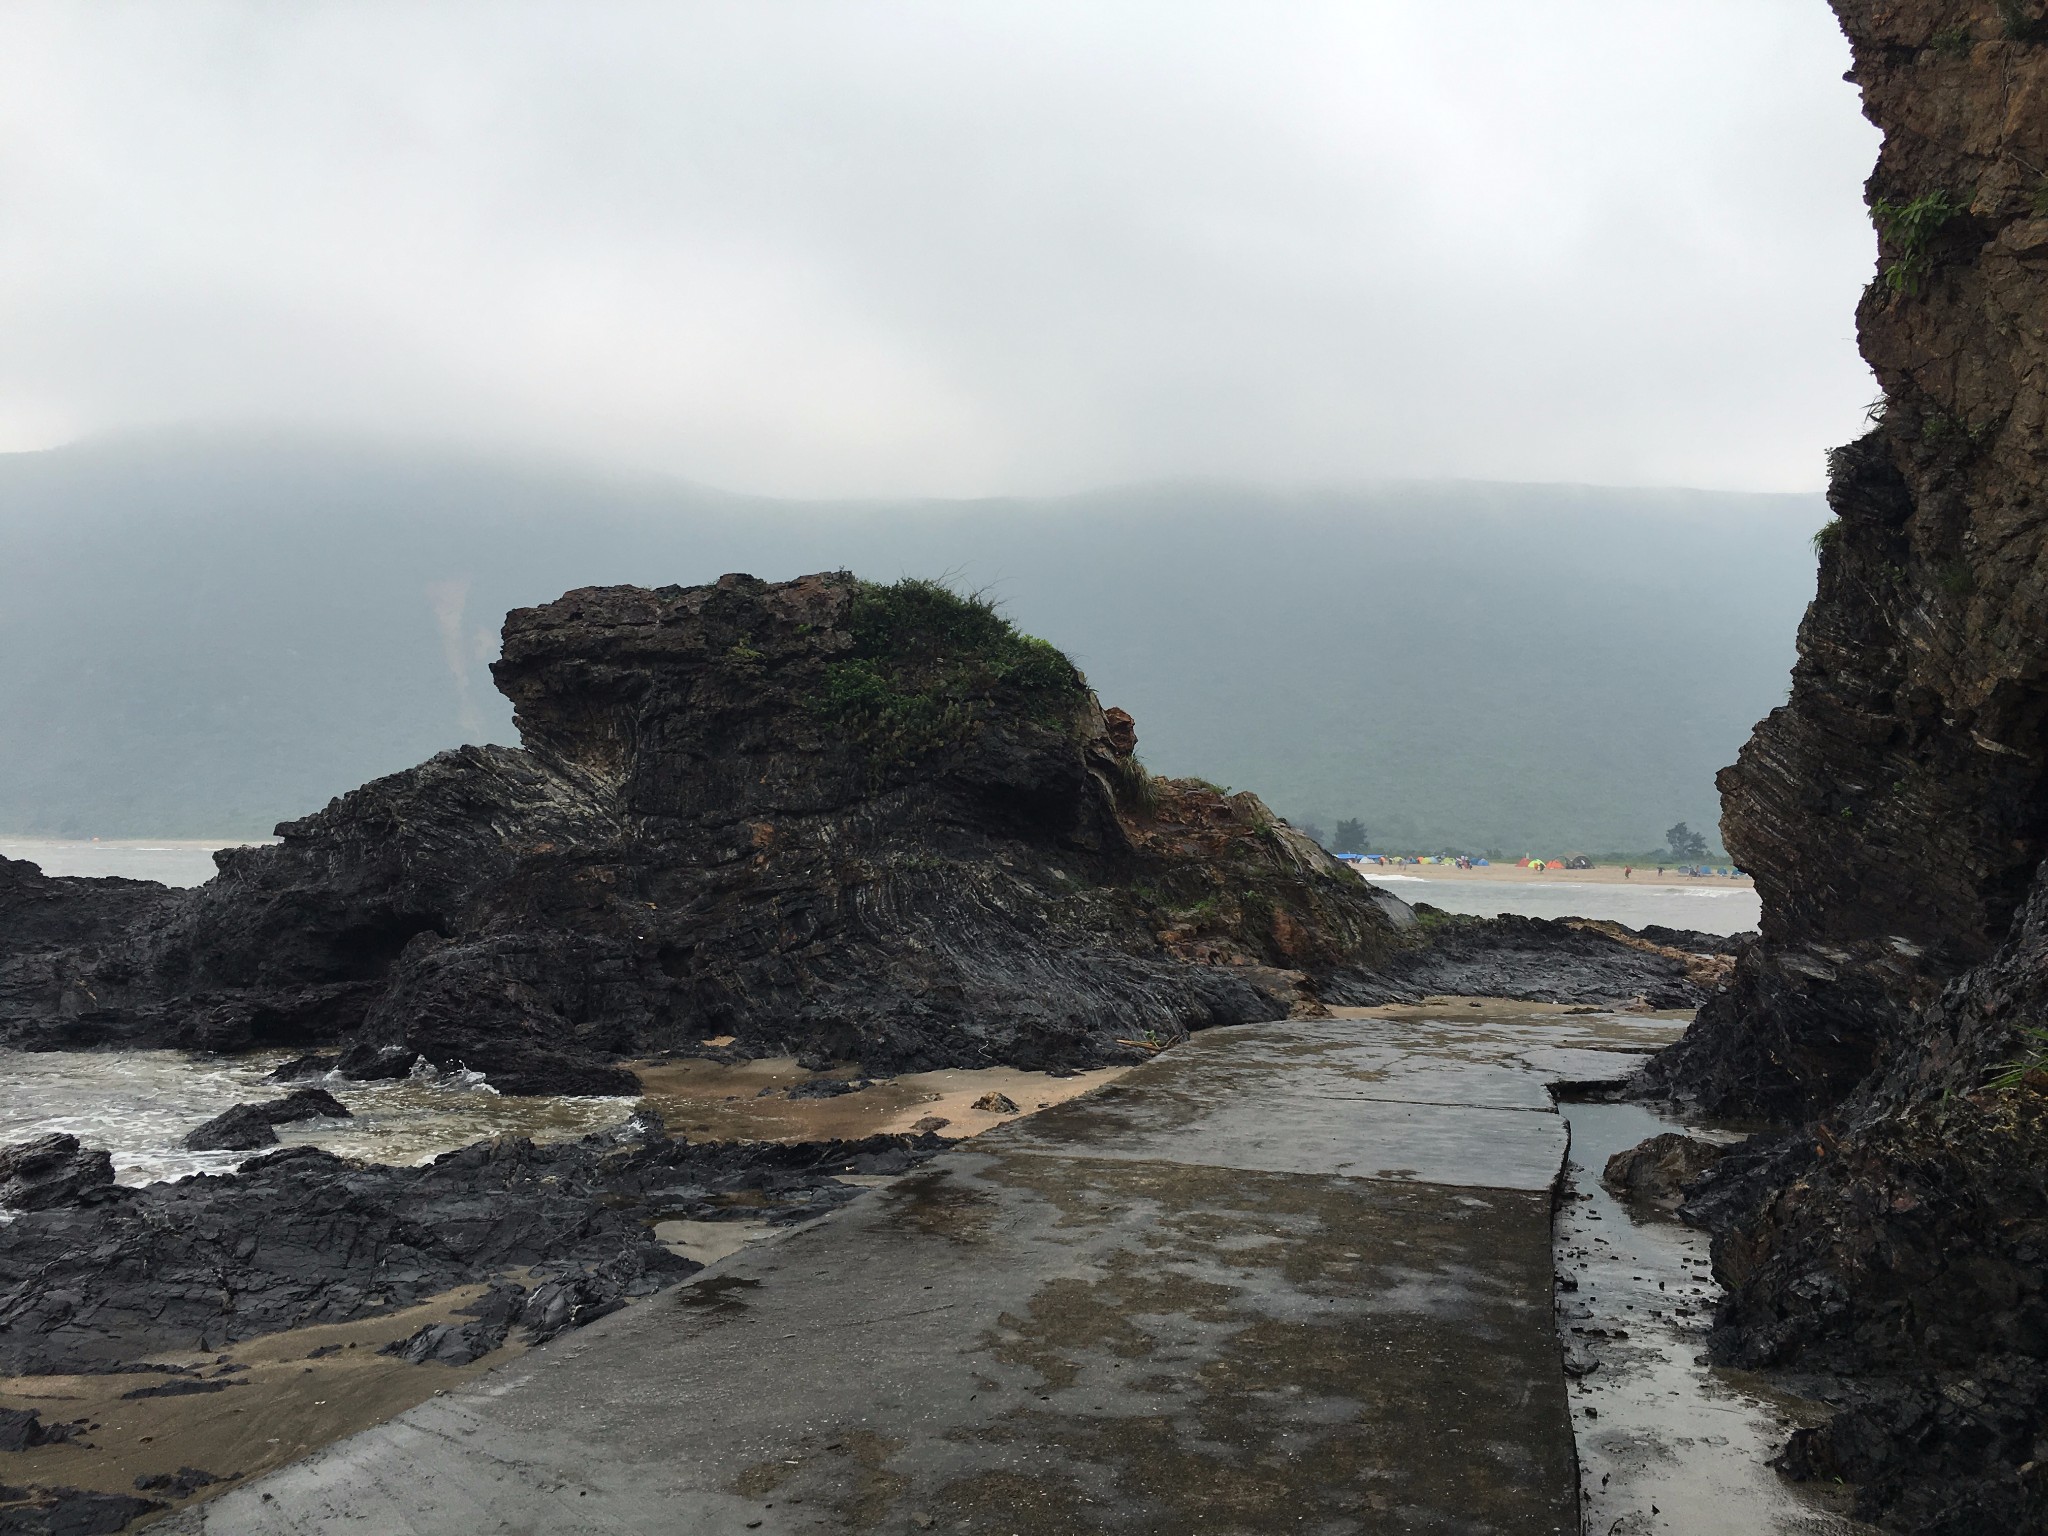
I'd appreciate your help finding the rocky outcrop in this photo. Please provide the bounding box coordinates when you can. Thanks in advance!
[0,1484,164,1533]
[182,1087,351,1152]
[0,1133,114,1211]
[1653,4,2048,1122]
[0,572,1705,1095]
[0,1408,82,1453]
[1,574,1409,1090]
[1683,871,2048,1531]
[0,1117,938,1376]
[1646,7,2048,1528]
[1324,910,1719,1008]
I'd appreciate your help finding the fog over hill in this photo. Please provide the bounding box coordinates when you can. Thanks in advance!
[0,434,1824,853]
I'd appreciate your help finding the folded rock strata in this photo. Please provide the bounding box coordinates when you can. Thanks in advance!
[1645,7,2048,1529]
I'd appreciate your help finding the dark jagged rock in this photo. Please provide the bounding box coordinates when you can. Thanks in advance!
[0,1134,114,1211]
[264,1086,349,1121]
[379,1278,535,1365]
[1645,7,2048,1527]
[516,1273,632,1344]
[181,1088,351,1152]
[1600,1132,1727,1210]
[0,1408,82,1453]
[1321,910,1717,1009]
[267,1052,338,1082]
[0,1117,941,1377]
[380,1318,510,1367]
[330,1043,418,1081]
[119,1380,234,1401]
[1679,871,2048,1531]
[785,1077,864,1100]
[133,1468,223,1498]
[1635,924,1750,956]
[0,1484,164,1534]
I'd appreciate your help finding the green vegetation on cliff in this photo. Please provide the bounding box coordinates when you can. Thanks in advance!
[812,577,1085,772]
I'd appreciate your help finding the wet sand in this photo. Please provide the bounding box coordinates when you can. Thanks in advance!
[1,1283,528,1522]
[632,1055,1130,1143]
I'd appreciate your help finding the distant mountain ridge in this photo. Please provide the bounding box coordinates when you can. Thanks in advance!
[0,432,1824,851]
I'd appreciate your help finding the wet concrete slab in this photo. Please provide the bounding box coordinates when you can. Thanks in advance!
[159,1010,1613,1535]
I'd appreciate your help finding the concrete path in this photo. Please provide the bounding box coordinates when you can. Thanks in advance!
[162,1006,1666,1536]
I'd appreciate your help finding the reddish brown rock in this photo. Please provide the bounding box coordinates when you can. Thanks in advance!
[1101,705,1138,757]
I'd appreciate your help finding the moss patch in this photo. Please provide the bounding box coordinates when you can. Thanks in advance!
[809,578,1086,776]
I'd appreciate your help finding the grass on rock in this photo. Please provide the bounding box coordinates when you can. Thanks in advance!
[811,577,1087,775]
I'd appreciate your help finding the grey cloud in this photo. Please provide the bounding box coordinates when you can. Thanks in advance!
[0,0,1879,494]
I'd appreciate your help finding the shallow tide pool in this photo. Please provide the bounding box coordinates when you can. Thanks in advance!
[1557,1099,1871,1535]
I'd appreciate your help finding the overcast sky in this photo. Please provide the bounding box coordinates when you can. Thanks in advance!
[0,2,1878,498]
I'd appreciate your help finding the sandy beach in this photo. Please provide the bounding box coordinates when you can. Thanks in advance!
[1359,862,1750,891]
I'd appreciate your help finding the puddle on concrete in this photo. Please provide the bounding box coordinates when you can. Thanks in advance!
[653,1218,781,1266]
[674,1274,763,1315]
[1556,1100,1873,1535]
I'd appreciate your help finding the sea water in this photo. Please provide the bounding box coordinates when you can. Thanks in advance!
[0,1047,637,1192]
[1366,873,1760,936]
[7,838,1762,933]
[0,837,270,887]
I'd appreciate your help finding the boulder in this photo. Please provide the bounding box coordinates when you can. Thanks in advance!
[0,1134,115,1211]
[0,1408,82,1453]
[1101,705,1138,757]
[1600,1132,1729,1209]
[379,1320,508,1367]
[183,1088,352,1152]
[0,1484,164,1533]
[332,1043,419,1081]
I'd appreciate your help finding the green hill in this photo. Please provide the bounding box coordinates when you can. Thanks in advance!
[0,433,1823,852]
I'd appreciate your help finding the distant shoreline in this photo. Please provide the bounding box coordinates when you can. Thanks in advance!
[0,839,1752,894]
[1354,862,1751,891]
[0,837,274,849]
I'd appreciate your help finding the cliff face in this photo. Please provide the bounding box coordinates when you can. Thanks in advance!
[0,573,1411,1090]
[1650,6,2048,1527]
[1658,2,2048,1120]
